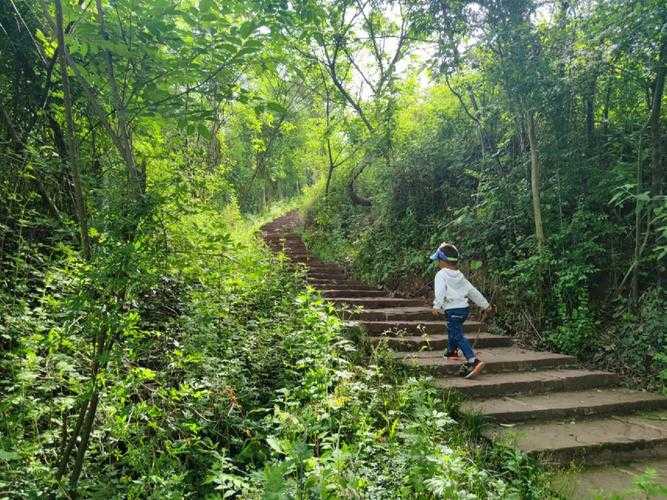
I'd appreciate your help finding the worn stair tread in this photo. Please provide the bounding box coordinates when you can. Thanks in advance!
[433,369,620,398]
[489,411,667,463]
[331,297,425,308]
[396,345,573,359]
[562,458,667,498]
[308,278,367,285]
[345,319,484,333]
[368,333,512,350]
[464,388,667,422]
[399,346,576,374]
[311,285,381,291]
[321,289,387,298]
[308,281,368,288]
[342,306,439,321]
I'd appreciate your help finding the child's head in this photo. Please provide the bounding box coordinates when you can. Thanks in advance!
[430,242,459,269]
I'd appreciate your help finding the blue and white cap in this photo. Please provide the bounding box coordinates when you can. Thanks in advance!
[429,243,459,262]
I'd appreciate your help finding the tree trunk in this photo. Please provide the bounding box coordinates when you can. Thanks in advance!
[631,30,667,300]
[323,83,336,195]
[648,31,666,198]
[94,0,143,201]
[325,136,335,195]
[631,142,642,304]
[526,110,545,248]
[347,177,372,206]
[586,76,596,152]
[601,76,612,169]
[347,160,372,207]
[55,0,91,260]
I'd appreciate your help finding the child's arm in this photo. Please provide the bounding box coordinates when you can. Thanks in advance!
[432,271,447,315]
[466,281,490,310]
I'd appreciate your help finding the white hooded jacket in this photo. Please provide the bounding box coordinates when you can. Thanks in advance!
[433,268,490,311]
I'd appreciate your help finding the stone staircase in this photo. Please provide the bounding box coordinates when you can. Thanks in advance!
[260,213,667,483]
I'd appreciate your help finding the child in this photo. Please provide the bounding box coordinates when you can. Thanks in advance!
[430,242,492,379]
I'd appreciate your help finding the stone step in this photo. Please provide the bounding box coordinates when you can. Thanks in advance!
[269,246,308,253]
[307,269,348,276]
[282,251,310,257]
[292,262,327,269]
[263,233,300,241]
[310,283,380,291]
[433,369,620,399]
[308,272,350,280]
[369,333,512,350]
[331,297,425,309]
[289,256,319,262]
[562,458,667,499]
[307,265,344,272]
[398,347,577,375]
[267,241,306,248]
[464,388,667,423]
[346,319,484,334]
[284,253,317,260]
[321,289,388,298]
[340,306,440,321]
[280,250,310,256]
[282,253,315,260]
[489,411,667,465]
[292,259,324,266]
[308,279,369,288]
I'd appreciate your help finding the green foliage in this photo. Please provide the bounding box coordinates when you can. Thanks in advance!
[0,210,554,497]
[598,289,667,387]
[2,0,665,495]
[303,0,667,384]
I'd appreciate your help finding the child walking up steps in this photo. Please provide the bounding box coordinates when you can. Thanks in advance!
[430,243,492,379]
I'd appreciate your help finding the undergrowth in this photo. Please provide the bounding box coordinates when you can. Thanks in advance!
[1,205,556,498]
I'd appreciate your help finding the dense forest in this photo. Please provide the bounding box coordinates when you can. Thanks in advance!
[1,0,665,497]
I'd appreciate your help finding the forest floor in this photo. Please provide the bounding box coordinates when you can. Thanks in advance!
[262,211,667,499]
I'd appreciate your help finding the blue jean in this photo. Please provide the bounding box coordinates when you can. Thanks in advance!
[446,307,475,360]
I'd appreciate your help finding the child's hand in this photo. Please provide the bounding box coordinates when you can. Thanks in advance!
[481,305,495,321]
[431,308,441,317]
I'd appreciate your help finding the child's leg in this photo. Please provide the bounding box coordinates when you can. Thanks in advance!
[446,318,457,354]
[446,308,475,361]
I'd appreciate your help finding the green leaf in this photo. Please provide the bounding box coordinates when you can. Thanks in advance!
[0,450,20,461]
[470,260,482,271]
[265,102,287,115]
[266,436,284,454]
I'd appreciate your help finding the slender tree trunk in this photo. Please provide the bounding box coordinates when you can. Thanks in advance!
[0,105,22,145]
[94,0,142,201]
[347,160,372,207]
[630,32,667,301]
[69,389,100,490]
[601,76,612,169]
[55,395,90,481]
[648,31,666,198]
[631,133,644,303]
[526,110,545,248]
[325,137,335,195]
[586,76,596,152]
[55,0,91,260]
